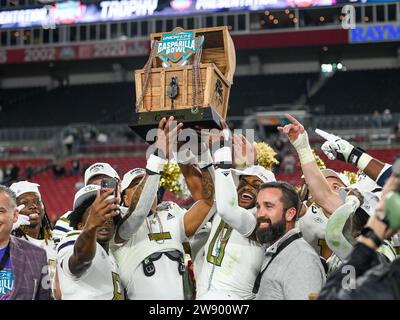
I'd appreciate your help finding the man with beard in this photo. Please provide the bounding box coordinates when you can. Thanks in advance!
[56,185,124,300]
[212,165,325,299]
[253,181,326,299]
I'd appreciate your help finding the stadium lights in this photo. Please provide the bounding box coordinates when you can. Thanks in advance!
[321,63,345,73]
[321,64,333,73]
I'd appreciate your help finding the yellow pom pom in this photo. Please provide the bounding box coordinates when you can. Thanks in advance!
[342,170,358,185]
[160,161,182,195]
[253,142,279,171]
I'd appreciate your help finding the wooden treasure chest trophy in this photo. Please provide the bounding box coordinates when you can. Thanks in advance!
[130,26,236,140]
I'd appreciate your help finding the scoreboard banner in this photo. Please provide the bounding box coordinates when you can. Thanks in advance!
[0,40,149,64]
[0,0,336,30]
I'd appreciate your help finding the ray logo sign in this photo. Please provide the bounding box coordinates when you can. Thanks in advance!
[350,23,400,43]
[156,27,203,67]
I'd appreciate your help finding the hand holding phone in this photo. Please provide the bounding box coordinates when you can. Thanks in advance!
[100,178,118,200]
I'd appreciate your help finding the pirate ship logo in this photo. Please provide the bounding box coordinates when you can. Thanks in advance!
[156,27,203,67]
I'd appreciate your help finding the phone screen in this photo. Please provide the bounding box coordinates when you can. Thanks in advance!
[100,178,118,197]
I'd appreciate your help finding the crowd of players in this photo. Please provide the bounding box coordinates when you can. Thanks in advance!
[1,113,399,300]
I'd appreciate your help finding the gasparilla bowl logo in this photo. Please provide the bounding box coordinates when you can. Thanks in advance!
[157,27,201,66]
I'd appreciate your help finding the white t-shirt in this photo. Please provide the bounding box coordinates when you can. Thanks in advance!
[112,201,188,300]
[196,211,264,300]
[298,203,331,259]
[57,230,124,300]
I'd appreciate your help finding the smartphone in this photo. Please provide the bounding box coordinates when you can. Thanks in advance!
[100,178,118,199]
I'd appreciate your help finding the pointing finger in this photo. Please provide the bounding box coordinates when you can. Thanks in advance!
[285,113,301,126]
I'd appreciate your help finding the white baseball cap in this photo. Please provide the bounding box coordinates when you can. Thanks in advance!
[121,168,146,193]
[10,181,41,199]
[321,169,350,187]
[73,184,100,210]
[84,162,120,186]
[231,165,276,186]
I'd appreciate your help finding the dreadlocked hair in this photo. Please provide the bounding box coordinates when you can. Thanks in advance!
[41,204,53,244]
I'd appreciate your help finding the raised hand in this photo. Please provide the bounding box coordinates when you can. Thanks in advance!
[85,190,120,231]
[318,131,355,163]
[165,116,184,159]
[277,113,305,145]
[233,134,257,167]
[154,116,183,160]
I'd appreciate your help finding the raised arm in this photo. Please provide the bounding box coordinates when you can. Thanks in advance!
[114,171,161,243]
[325,195,360,261]
[183,163,215,237]
[115,116,182,243]
[278,114,342,215]
[318,129,392,186]
[212,129,258,238]
[215,167,257,238]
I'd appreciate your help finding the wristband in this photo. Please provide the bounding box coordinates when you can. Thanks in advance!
[213,146,232,169]
[348,147,372,170]
[146,154,167,175]
[198,148,213,169]
[292,132,315,165]
[153,148,166,159]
